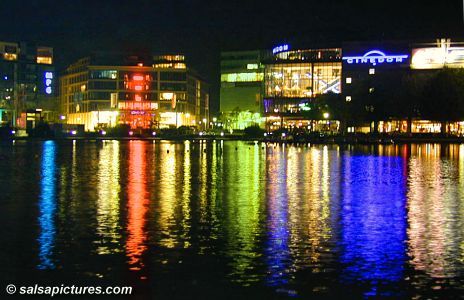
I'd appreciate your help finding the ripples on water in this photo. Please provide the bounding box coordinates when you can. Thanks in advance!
[0,140,464,299]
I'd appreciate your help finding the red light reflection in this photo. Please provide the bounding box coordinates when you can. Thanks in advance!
[126,141,149,271]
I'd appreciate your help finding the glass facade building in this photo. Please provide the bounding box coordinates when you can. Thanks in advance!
[263,48,342,130]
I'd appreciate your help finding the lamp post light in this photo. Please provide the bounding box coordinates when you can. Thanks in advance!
[323,112,330,119]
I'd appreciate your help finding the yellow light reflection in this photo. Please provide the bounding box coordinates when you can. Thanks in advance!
[158,142,177,248]
[407,153,464,278]
[181,141,192,248]
[224,141,264,283]
[96,141,121,254]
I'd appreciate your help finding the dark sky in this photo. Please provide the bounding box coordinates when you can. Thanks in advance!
[1,0,463,111]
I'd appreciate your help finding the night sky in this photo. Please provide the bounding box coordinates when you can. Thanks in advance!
[1,0,462,112]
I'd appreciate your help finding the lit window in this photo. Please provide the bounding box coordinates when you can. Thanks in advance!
[4,53,17,61]
[220,72,264,82]
[247,64,259,70]
[37,56,52,64]
[369,68,375,75]
[346,77,352,84]
[345,96,352,102]
[160,92,174,100]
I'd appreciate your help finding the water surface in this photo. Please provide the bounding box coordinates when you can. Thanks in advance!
[1,140,464,299]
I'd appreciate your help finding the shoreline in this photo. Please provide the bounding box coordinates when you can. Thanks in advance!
[2,135,464,144]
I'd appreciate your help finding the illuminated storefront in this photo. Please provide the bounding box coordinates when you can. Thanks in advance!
[377,120,464,135]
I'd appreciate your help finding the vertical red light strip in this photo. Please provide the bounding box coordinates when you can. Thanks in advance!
[126,141,148,271]
[119,73,153,129]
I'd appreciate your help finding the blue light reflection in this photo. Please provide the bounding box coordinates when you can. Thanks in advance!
[339,155,407,297]
[37,141,57,270]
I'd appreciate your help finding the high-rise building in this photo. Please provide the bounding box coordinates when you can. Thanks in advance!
[59,53,209,131]
[219,50,264,129]
[0,41,55,129]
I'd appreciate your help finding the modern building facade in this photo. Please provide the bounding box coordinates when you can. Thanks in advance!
[219,50,264,129]
[0,41,55,129]
[217,39,464,135]
[342,38,464,135]
[60,53,209,131]
[262,45,342,131]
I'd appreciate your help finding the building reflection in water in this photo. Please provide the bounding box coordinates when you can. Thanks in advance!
[265,144,291,288]
[264,145,339,293]
[339,153,407,297]
[223,141,264,284]
[180,141,192,248]
[407,144,464,279]
[158,142,178,248]
[126,141,149,271]
[96,141,121,255]
[37,141,57,270]
[300,146,334,267]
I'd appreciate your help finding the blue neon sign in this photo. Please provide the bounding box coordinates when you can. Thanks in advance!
[272,44,290,55]
[343,50,408,66]
[44,71,53,95]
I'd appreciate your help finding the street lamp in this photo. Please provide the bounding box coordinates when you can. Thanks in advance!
[323,112,330,119]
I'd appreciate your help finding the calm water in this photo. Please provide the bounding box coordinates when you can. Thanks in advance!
[1,140,464,299]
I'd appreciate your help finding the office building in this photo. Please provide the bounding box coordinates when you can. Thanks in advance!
[220,50,264,129]
[0,41,55,129]
[60,53,209,131]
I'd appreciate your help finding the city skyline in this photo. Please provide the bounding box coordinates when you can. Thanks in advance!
[1,1,463,111]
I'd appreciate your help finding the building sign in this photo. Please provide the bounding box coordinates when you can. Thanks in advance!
[44,71,53,95]
[411,47,464,69]
[130,110,146,115]
[342,50,409,66]
[272,44,290,55]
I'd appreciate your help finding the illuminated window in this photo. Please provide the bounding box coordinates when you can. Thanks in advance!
[90,70,117,79]
[36,47,53,64]
[37,56,52,64]
[220,72,264,82]
[247,64,259,70]
[264,62,341,97]
[153,63,186,69]
[369,68,375,75]
[160,92,174,100]
[346,77,352,84]
[4,53,17,61]
[345,96,352,102]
